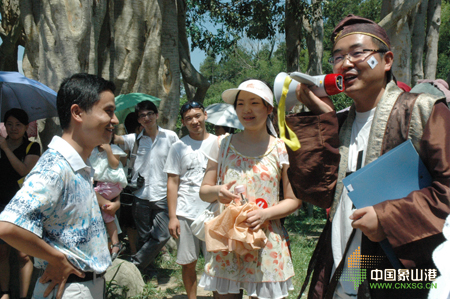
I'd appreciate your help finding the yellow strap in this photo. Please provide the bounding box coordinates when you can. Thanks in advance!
[25,142,34,155]
[277,76,301,151]
[18,142,35,187]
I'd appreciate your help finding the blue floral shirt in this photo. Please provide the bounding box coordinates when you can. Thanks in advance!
[0,136,111,273]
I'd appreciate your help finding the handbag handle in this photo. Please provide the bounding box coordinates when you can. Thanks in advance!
[217,133,232,185]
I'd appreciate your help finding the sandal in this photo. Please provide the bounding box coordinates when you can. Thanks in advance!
[111,242,125,261]
[1,291,11,299]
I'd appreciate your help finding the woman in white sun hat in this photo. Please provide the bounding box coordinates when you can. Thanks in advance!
[199,79,302,299]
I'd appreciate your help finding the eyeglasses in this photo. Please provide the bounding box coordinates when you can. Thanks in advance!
[138,111,156,119]
[180,101,204,116]
[328,49,387,66]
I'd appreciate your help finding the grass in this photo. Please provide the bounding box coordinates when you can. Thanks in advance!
[107,205,326,299]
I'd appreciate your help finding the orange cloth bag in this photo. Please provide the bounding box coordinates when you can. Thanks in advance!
[204,202,267,256]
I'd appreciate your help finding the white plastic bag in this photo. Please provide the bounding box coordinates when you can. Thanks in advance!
[190,134,232,241]
[191,201,219,241]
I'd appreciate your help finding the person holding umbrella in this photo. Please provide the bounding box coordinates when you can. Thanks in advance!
[0,108,40,299]
[199,79,302,299]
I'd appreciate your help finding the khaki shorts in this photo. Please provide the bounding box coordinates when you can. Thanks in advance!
[175,216,206,265]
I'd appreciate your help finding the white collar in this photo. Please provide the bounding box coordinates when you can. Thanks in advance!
[137,126,162,140]
[48,136,92,173]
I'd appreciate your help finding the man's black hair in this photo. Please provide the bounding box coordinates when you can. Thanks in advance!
[135,100,158,115]
[57,73,116,130]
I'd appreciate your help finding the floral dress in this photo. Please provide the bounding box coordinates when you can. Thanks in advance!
[199,134,295,299]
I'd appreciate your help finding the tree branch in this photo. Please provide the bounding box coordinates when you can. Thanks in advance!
[378,0,423,29]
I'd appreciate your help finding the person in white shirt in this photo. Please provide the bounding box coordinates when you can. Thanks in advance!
[114,100,179,272]
[164,102,216,299]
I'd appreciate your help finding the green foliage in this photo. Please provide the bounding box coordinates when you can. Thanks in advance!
[198,43,283,110]
[323,0,382,51]
[186,0,285,56]
[437,0,450,80]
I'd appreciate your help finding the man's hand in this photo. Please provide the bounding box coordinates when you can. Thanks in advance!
[296,83,335,115]
[217,180,240,204]
[39,255,85,299]
[350,206,386,242]
[168,217,181,239]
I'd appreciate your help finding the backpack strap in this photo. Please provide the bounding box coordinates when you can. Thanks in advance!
[381,92,420,154]
[127,134,140,179]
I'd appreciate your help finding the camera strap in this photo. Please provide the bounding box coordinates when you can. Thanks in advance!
[127,134,140,179]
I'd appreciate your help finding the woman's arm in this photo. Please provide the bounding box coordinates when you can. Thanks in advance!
[0,138,39,176]
[199,159,239,204]
[246,165,302,230]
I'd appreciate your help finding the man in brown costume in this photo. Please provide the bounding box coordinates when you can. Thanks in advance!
[286,15,450,298]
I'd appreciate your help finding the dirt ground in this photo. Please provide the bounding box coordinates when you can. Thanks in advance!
[155,274,250,299]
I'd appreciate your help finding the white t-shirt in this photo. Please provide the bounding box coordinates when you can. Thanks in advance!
[164,134,216,220]
[332,108,376,299]
[121,127,179,202]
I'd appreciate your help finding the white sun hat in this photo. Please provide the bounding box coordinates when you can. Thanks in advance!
[221,79,277,137]
[221,80,274,107]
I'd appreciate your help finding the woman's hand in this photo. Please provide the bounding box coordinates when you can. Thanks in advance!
[217,180,240,204]
[245,208,269,230]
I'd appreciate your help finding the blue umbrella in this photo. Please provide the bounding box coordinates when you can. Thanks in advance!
[0,71,58,122]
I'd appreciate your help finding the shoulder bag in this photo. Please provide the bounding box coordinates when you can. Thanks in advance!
[191,134,232,241]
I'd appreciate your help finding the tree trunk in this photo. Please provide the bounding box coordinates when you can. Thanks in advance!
[424,0,441,79]
[13,0,188,142]
[303,0,323,76]
[381,0,414,85]
[177,0,210,104]
[379,0,422,29]
[0,0,22,72]
[411,0,428,86]
[20,0,108,89]
[19,0,109,150]
[285,0,303,72]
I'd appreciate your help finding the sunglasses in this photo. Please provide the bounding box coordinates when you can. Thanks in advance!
[180,101,204,116]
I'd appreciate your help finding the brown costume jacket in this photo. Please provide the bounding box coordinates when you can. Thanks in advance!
[286,82,450,298]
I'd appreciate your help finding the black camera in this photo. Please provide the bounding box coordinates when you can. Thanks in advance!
[126,172,145,192]
[121,172,144,205]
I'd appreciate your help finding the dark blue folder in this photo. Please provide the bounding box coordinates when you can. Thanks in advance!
[343,140,432,268]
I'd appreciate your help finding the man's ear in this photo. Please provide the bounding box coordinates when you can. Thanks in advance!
[267,105,274,115]
[71,104,84,124]
[181,117,185,127]
[204,111,208,121]
[384,51,394,72]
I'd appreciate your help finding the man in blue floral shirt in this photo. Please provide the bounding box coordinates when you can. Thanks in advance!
[0,73,118,299]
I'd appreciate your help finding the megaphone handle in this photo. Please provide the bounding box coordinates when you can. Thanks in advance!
[277,76,301,151]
